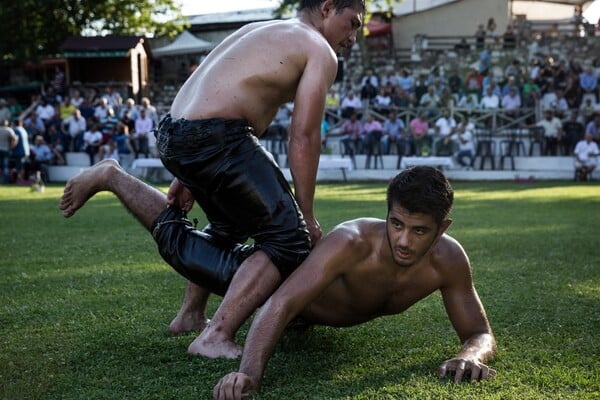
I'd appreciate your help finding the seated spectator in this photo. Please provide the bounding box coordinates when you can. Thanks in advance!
[62,109,87,152]
[581,98,597,124]
[419,85,441,119]
[501,87,522,123]
[433,109,457,156]
[474,24,486,50]
[527,110,564,156]
[502,24,517,49]
[82,123,103,166]
[27,135,58,182]
[372,87,392,116]
[133,108,153,159]
[447,69,463,98]
[23,111,46,141]
[397,68,415,94]
[464,68,483,100]
[552,89,570,120]
[340,112,364,155]
[381,111,406,155]
[454,38,470,56]
[139,97,158,127]
[408,111,432,156]
[70,89,85,109]
[480,86,500,128]
[391,86,413,108]
[93,97,112,122]
[35,96,56,128]
[562,111,585,156]
[361,112,384,157]
[573,132,599,181]
[454,114,476,168]
[340,91,362,119]
[119,98,139,121]
[579,66,598,106]
[59,96,77,121]
[109,122,135,169]
[0,119,18,183]
[45,125,67,165]
[585,113,600,145]
[325,88,340,114]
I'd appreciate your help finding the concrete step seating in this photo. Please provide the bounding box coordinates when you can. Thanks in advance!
[48,152,591,183]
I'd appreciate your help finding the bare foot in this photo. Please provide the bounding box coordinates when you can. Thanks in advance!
[169,313,209,334]
[187,329,243,359]
[59,159,120,218]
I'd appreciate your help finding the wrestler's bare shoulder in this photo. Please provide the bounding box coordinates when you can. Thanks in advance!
[430,234,471,274]
[322,218,386,254]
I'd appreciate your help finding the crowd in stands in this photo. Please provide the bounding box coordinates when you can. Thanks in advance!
[0,74,160,184]
[1,16,599,183]
[317,18,600,171]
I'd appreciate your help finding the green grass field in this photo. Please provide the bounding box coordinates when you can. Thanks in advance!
[1,179,599,400]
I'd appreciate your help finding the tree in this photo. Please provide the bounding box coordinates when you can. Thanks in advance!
[0,0,188,64]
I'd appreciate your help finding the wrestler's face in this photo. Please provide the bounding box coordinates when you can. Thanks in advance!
[386,203,450,267]
[322,1,364,52]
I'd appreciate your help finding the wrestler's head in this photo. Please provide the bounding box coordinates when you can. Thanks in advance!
[385,167,453,266]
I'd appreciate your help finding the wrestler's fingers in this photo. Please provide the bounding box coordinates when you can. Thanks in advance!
[438,363,448,379]
[469,364,482,382]
[453,361,466,383]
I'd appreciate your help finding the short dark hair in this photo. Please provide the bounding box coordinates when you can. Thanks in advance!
[299,0,366,12]
[387,167,454,226]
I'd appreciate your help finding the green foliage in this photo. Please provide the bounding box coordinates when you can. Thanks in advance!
[0,0,187,63]
[1,180,599,399]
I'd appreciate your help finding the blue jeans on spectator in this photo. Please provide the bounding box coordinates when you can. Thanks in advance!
[0,149,10,183]
[455,149,475,167]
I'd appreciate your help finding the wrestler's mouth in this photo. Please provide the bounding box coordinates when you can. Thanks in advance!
[396,248,412,259]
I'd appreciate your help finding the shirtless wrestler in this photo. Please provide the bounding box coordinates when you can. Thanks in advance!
[213,166,497,399]
[61,0,365,360]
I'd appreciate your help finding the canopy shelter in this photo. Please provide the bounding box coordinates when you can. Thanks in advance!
[153,30,214,57]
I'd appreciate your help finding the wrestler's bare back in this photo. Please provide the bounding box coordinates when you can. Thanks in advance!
[295,219,461,327]
[169,19,337,135]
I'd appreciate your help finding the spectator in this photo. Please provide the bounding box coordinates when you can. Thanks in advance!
[23,111,46,141]
[381,111,406,155]
[7,96,23,121]
[0,119,18,183]
[119,98,139,121]
[70,89,85,109]
[360,69,379,89]
[93,97,112,122]
[486,17,498,44]
[133,108,153,159]
[585,113,600,145]
[562,111,585,155]
[479,45,492,75]
[391,86,414,108]
[372,87,392,115]
[35,96,56,126]
[433,109,457,156]
[529,110,563,156]
[419,85,441,118]
[139,97,158,127]
[480,85,500,110]
[362,112,384,158]
[552,89,570,120]
[501,87,522,123]
[325,88,340,113]
[502,24,517,49]
[0,99,11,123]
[11,119,30,182]
[464,68,483,100]
[579,66,598,106]
[82,123,103,166]
[46,125,67,165]
[59,96,77,120]
[62,109,87,152]
[340,91,362,119]
[454,114,476,168]
[340,112,364,155]
[475,24,486,50]
[27,135,56,183]
[109,122,135,169]
[573,131,599,181]
[102,86,122,110]
[447,69,463,98]
[408,111,431,156]
[397,68,415,94]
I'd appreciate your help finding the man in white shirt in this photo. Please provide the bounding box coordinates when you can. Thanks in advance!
[454,116,476,168]
[134,108,154,158]
[573,131,599,181]
[63,109,87,151]
[83,123,104,166]
[535,110,563,156]
[433,109,457,156]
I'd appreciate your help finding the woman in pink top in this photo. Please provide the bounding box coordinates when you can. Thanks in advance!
[409,111,432,156]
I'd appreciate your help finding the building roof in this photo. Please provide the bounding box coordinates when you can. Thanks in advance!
[187,7,278,25]
[60,35,145,52]
[153,30,214,57]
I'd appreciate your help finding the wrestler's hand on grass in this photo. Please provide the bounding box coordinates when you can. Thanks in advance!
[304,214,322,246]
[166,178,194,213]
[438,357,496,383]
[213,372,257,400]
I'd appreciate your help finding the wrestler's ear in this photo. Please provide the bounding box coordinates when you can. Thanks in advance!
[320,0,335,17]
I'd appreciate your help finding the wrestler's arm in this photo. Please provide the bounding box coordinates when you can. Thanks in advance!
[288,46,338,243]
[437,240,497,382]
[213,228,359,400]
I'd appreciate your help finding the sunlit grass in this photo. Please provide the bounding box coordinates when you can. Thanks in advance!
[1,180,599,399]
